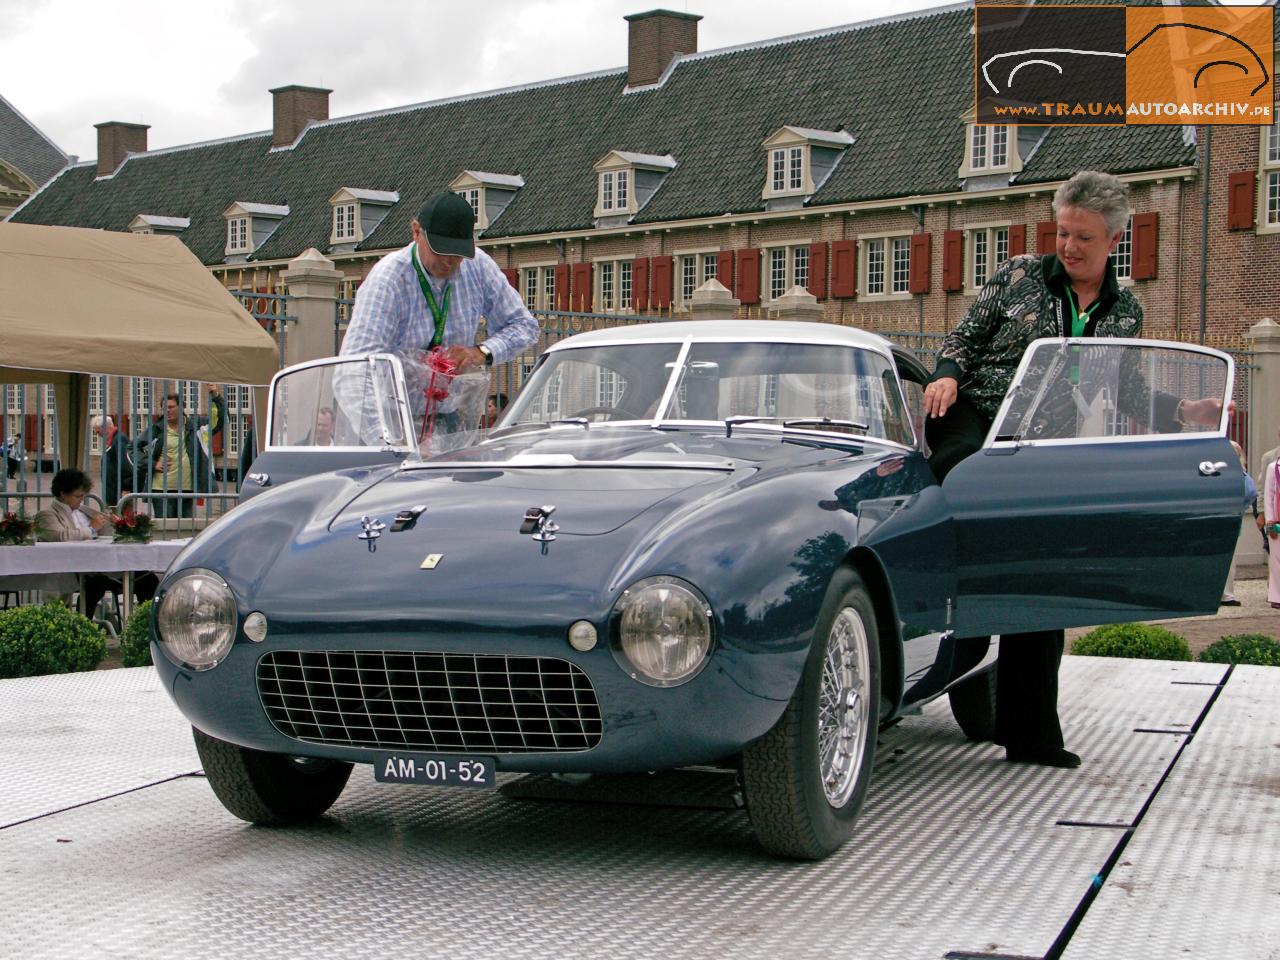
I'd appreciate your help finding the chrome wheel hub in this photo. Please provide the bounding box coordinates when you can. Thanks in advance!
[818,606,871,807]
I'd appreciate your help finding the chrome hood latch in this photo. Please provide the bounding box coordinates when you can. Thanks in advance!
[520,505,559,543]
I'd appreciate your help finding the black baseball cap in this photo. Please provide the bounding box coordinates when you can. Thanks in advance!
[415,191,476,258]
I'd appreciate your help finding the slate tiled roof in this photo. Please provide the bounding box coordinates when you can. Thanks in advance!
[10,3,1198,265]
[0,93,68,188]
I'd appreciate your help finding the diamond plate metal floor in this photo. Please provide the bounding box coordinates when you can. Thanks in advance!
[0,658,1270,960]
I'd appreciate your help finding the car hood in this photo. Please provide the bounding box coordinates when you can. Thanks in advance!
[335,426,762,535]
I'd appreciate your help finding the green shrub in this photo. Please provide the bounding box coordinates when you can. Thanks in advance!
[1071,623,1192,661]
[0,602,107,678]
[1199,633,1280,667]
[120,600,154,668]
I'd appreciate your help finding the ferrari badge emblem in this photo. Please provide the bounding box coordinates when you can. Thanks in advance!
[420,553,443,570]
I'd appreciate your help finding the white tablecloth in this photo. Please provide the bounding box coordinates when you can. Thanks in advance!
[0,539,191,594]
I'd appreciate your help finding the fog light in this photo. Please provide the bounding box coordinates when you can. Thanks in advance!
[243,611,268,643]
[568,620,597,651]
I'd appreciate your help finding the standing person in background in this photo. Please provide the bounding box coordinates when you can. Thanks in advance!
[145,391,224,519]
[1220,440,1253,606]
[91,415,137,509]
[1255,428,1280,557]
[1265,457,1280,609]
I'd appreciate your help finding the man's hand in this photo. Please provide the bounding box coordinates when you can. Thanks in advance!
[923,377,958,419]
[442,345,486,372]
[1180,397,1234,427]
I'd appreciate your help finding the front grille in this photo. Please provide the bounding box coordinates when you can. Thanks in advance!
[258,650,602,753]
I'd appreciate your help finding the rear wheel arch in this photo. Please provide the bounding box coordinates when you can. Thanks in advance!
[846,548,903,720]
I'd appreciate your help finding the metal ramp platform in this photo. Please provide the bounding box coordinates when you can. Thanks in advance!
[1,658,1276,960]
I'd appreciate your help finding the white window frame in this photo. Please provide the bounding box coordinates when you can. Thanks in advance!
[1111,217,1133,283]
[761,244,811,302]
[1261,109,1280,233]
[958,123,1022,179]
[592,258,634,313]
[860,234,912,300]
[333,202,358,243]
[458,187,481,223]
[966,223,1011,293]
[673,248,720,306]
[226,216,250,254]
[598,169,631,214]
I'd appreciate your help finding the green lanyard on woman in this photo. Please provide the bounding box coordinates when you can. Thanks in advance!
[1067,288,1098,338]
[411,244,451,348]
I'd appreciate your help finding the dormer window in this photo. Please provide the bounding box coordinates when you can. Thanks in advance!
[448,172,523,231]
[970,124,1010,171]
[128,214,189,236]
[958,118,1026,181]
[222,202,289,259]
[760,126,853,207]
[592,151,676,222]
[327,188,399,248]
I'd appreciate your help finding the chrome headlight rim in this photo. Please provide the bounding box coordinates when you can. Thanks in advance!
[610,575,715,688]
[155,567,238,672]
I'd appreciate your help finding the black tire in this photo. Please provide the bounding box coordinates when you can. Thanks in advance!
[948,663,998,742]
[193,727,353,825]
[740,568,881,860]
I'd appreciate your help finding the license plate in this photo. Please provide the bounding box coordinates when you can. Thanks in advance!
[373,752,496,790]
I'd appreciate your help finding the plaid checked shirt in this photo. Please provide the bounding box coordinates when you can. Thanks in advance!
[341,244,539,364]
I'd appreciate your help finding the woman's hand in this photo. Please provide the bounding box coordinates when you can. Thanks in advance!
[923,377,958,419]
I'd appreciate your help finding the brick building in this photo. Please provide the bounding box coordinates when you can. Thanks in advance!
[6,3,1278,347]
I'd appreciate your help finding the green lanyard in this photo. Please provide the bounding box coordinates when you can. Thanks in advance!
[1066,289,1099,386]
[410,244,451,349]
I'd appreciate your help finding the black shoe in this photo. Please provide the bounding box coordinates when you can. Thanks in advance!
[1005,746,1081,768]
[1220,597,1241,607]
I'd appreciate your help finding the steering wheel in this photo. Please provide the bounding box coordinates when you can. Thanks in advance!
[568,405,638,422]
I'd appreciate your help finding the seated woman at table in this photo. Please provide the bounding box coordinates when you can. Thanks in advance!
[35,468,156,616]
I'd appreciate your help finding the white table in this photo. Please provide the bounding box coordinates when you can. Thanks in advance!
[0,539,190,619]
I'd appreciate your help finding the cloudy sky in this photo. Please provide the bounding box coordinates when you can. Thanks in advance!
[3,0,960,162]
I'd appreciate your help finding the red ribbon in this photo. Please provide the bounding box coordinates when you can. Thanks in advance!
[418,348,458,445]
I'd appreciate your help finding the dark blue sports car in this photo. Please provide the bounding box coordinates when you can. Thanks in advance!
[154,321,1243,858]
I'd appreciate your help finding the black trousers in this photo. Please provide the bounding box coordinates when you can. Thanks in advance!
[925,396,1067,751]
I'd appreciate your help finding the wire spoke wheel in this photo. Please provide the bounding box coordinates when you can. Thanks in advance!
[817,607,871,807]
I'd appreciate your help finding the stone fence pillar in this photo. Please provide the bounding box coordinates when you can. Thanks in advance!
[770,285,823,322]
[282,248,344,367]
[689,278,739,320]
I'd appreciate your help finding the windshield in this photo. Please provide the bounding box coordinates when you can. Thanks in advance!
[271,356,410,449]
[502,340,914,445]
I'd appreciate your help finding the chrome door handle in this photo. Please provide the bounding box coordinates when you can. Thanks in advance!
[1198,461,1228,477]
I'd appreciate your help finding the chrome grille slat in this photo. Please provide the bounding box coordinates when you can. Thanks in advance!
[258,650,602,753]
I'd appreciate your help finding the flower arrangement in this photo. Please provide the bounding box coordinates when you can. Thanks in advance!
[110,509,153,544]
[0,511,33,546]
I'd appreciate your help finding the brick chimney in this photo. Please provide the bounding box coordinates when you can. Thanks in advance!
[625,9,701,88]
[93,121,149,177]
[269,85,332,148]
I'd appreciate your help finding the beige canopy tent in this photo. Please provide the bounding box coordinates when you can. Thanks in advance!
[0,222,279,470]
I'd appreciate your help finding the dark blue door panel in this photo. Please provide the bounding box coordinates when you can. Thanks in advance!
[944,436,1243,636]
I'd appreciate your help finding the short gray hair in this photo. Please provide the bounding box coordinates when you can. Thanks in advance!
[90,414,114,431]
[1052,170,1131,236]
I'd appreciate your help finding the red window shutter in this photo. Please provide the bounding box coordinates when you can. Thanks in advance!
[650,255,673,308]
[829,240,857,298]
[501,268,518,290]
[942,230,964,292]
[807,242,828,299]
[1036,220,1056,255]
[715,250,734,291]
[570,262,593,311]
[1227,171,1256,231]
[909,233,931,294]
[24,415,37,451]
[1008,224,1027,258]
[632,258,650,310]
[1131,212,1159,281]
[735,248,761,304]
[554,263,571,310]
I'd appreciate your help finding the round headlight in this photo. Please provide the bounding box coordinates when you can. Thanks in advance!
[613,576,713,687]
[156,568,238,671]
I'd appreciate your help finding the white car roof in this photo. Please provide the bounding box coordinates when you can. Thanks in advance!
[545,320,897,355]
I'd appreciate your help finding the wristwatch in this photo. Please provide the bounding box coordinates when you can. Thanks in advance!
[477,343,494,366]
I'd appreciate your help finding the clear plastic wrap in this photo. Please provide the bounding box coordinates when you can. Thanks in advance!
[398,348,490,456]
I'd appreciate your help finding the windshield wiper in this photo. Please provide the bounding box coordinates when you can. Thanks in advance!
[551,418,590,429]
[782,417,870,432]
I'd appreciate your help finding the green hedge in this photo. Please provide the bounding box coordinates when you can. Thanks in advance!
[1071,623,1192,661]
[0,602,107,678]
[120,600,154,668]
[1199,633,1280,667]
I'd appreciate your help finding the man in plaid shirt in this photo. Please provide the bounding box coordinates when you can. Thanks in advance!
[340,191,539,425]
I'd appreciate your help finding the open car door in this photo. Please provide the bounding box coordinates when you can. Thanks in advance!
[239,354,418,501]
[944,338,1246,637]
